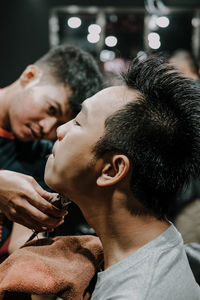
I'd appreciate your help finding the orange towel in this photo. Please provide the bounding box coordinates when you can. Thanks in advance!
[0,235,103,300]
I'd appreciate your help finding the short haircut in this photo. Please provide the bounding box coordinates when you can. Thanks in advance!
[35,44,103,116]
[94,57,200,218]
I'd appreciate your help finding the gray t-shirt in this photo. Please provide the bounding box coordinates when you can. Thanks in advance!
[91,224,200,300]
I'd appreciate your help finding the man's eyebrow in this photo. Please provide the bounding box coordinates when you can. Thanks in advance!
[49,98,62,116]
[55,102,62,116]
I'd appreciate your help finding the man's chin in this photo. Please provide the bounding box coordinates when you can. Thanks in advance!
[44,176,57,192]
[44,167,54,190]
[44,172,70,198]
[13,131,35,142]
[44,163,58,192]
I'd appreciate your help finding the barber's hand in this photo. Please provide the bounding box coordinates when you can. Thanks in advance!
[0,170,66,231]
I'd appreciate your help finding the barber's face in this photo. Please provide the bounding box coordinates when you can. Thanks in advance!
[9,67,73,141]
[45,86,135,198]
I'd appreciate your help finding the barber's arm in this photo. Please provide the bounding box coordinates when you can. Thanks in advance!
[0,170,66,231]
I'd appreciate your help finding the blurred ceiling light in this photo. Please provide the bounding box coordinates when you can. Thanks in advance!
[148,32,161,49]
[87,33,100,43]
[67,17,81,29]
[105,36,118,47]
[149,39,161,49]
[192,17,200,27]
[156,16,169,28]
[100,50,116,62]
[88,24,101,34]
[148,32,160,41]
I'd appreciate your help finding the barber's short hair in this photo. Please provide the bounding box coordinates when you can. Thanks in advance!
[35,44,103,116]
[94,56,200,218]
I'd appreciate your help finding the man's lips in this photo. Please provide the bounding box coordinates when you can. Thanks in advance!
[31,129,41,139]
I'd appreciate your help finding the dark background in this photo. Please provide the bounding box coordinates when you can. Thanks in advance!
[0,0,200,86]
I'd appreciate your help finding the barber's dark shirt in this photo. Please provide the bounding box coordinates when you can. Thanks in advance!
[0,128,52,254]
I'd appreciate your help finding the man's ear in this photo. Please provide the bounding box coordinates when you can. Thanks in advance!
[19,65,42,87]
[96,154,130,187]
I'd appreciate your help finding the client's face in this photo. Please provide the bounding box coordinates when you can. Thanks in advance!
[44,86,134,199]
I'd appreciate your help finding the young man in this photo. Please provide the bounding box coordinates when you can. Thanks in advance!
[0,44,103,255]
[45,56,200,299]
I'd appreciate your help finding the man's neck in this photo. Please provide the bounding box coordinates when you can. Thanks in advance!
[84,200,169,270]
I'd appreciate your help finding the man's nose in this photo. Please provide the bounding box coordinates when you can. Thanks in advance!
[39,117,57,136]
[57,121,71,141]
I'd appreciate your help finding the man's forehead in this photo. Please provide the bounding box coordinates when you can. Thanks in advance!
[84,86,138,114]
[96,85,137,99]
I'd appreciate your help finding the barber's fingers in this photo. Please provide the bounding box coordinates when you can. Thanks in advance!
[19,175,66,218]
[24,188,66,219]
[31,179,54,201]
[7,199,66,231]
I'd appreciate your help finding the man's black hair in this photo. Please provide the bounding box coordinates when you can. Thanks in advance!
[94,56,200,218]
[35,44,103,116]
